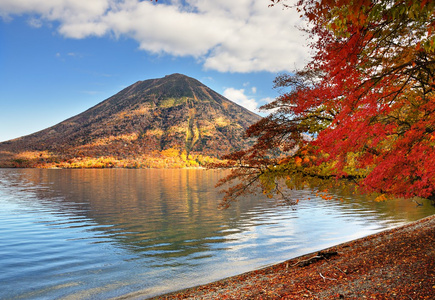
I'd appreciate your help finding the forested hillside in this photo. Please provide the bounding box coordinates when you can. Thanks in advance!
[0,74,260,168]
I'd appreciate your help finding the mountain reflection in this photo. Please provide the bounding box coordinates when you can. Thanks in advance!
[4,168,435,262]
[8,169,277,259]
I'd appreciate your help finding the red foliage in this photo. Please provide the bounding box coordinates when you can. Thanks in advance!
[214,0,435,204]
[295,0,435,199]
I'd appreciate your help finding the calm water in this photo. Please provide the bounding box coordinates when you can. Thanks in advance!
[0,169,434,299]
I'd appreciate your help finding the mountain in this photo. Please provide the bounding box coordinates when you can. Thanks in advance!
[0,73,261,168]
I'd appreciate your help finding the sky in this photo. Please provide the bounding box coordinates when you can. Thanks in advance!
[0,0,311,142]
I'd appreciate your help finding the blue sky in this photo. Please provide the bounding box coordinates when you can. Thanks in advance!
[0,0,309,142]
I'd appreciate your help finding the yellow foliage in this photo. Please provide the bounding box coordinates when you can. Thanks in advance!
[161,148,180,158]
[3,146,225,169]
[374,194,387,202]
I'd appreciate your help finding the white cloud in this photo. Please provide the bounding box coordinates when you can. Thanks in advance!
[67,52,81,57]
[27,17,43,28]
[260,97,275,104]
[223,87,258,112]
[0,0,310,73]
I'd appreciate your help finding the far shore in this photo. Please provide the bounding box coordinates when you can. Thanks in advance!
[143,214,435,299]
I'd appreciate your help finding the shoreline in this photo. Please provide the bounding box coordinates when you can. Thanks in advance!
[148,214,435,299]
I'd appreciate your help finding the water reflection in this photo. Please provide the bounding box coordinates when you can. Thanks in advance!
[0,169,434,299]
[10,169,271,259]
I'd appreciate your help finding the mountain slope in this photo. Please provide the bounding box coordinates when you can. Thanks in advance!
[0,74,261,167]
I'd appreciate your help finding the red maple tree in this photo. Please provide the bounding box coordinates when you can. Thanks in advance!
[213,0,435,207]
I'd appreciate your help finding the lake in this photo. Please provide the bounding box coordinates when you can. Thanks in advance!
[0,169,434,299]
